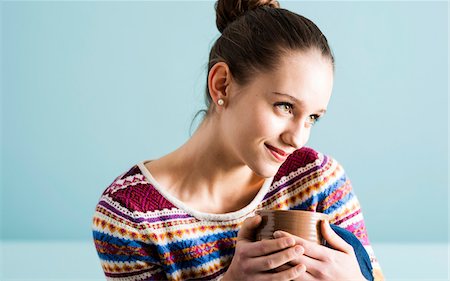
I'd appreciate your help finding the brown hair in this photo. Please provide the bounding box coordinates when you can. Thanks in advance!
[189,0,335,135]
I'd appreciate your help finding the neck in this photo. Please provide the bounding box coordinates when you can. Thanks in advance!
[161,116,266,204]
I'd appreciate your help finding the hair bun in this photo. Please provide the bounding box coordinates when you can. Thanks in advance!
[215,0,280,33]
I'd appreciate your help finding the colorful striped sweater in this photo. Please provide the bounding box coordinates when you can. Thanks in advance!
[92,147,384,281]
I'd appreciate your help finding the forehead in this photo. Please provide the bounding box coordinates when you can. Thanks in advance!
[232,50,334,110]
[267,51,334,100]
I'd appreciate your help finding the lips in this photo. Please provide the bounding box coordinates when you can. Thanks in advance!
[265,144,288,156]
[265,144,290,162]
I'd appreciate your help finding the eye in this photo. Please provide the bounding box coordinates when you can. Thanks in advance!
[274,102,294,114]
[274,102,322,126]
[306,114,321,126]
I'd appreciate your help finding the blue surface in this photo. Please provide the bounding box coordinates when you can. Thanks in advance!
[1,1,448,243]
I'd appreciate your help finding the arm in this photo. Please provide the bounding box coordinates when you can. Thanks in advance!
[92,198,167,280]
[316,157,385,281]
[276,154,384,281]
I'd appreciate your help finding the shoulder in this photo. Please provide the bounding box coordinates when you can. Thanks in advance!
[274,146,344,182]
[261,147,352,211]
[98,164,176,213]
[100,164,145,199]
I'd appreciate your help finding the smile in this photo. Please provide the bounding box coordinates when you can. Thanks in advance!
[265,144,288,162]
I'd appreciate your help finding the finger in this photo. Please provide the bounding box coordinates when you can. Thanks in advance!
[237,215,262,242]
[293,269,315,281]
[248,236,296,257]
[285,252,323,277]
[272,264,292,273]
[321,220,353,254]
[246,245,304,272]
[266,263,306,281]
[274,230,330,261]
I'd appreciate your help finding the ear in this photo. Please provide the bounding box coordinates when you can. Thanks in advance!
[207,62,232,108]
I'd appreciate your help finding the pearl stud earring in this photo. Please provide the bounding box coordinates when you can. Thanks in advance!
[217,99,224,106]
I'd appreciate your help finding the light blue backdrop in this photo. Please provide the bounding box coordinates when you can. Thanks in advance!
[1,1,447,244]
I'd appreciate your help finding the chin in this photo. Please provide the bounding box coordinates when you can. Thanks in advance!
[243,148,282,178]
[249,161,281,179]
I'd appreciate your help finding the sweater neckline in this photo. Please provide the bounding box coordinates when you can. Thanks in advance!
[137,160,274,221]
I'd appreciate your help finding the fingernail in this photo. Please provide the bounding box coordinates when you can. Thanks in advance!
[273,231,282,238]
[296,264,305,273]
[295,246,303,253]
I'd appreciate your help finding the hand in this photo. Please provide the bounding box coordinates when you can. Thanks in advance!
[273,220,366,281]
[222,215,307,281]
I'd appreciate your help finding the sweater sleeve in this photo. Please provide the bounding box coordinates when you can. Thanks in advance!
[316,156,385,281]
[92,176,168,281]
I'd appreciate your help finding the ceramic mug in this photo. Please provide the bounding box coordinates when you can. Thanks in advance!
[255,210,330,245]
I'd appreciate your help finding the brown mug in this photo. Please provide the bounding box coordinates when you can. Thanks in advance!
[255,210,330,245]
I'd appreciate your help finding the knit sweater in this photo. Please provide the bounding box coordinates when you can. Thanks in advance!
[92,147,384,281]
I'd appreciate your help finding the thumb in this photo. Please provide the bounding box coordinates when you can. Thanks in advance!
[237,215,262,242]
[321,220,353,254]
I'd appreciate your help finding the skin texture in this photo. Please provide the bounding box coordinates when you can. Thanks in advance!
[271,221,366,281]
[222,216,366,281]
[146,50,365,279]
[145,50,333,214]
[223,215,307,281]
[210,50,333,179]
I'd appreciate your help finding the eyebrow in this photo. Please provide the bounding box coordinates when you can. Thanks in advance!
[271,91,327,114]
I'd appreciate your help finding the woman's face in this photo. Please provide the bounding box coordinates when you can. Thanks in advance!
[221,50,334,178]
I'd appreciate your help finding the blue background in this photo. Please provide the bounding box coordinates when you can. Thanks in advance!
[1,0,448,245]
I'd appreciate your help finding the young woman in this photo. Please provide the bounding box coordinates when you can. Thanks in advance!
[92,1,384,280]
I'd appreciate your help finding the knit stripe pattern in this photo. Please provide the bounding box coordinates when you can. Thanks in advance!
[92,147,384,281]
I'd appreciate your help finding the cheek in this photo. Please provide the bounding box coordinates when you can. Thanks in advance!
[249,111,277,138]
[301,129,312,146]
[230,102,277,144]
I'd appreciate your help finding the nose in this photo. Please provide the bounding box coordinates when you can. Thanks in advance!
[281,121,309,150]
